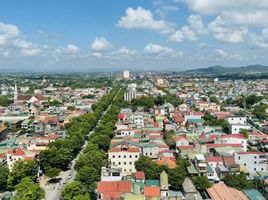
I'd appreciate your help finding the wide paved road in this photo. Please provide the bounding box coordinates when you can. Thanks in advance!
[42,89,121,200]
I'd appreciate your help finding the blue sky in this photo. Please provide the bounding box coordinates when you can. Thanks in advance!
[0,0,268,72]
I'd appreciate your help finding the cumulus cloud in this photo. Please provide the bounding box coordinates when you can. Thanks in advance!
[187,15,207,34]
[91,37,112,51]
[208,16,248,43]
[144,43,172,55]
[0,22,20,45]
[117,7,174,33]
[114,47,137,57]
[21,48,41,56]
[180,0,268,15]
[144,43,183,57]
[66,44,79,53]
[213,48,243,60]
[169,26,198,42]
[0,22,42,56]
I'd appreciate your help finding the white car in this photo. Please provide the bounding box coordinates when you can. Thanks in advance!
[68,174,72,179]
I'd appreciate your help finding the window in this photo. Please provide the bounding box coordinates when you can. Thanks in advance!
[129,155,132,158]
[112,155,115,158]
[124,162,126,165]
[124,155,126,158]
[129,162,132,165]
[135,155,138,158]
[254,156,257,159]
[118,155,121,158]
[254,168,256,171]
[238,156,240,160]
[150,153,152,155]
[254,161,257,164]
[118,162,121,165]
[113,162,115,165]
[262,168,264,171]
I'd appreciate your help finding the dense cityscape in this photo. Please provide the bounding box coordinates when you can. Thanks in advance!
[0,71,267,200]
[2,0,268,200]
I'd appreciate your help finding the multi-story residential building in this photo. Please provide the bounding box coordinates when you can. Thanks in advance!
[194,154,207,175]
[124,84,136,102]
[115,129,135,137]
[108,142,141,175]
[6,148,37,170]
[100,167,122,181]
[234,152,268,174]
[227,116,247,125]
[218,134,248,151]
[123,70,130,79]
[133,112,144,128]
[230,124,251,134]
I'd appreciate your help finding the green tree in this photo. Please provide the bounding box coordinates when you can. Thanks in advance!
[67,106,76,111]
[62,181,84,200]
[192,176,212,192]
[240,129,249,139]
[135,156,161,179]
[167,158,189,190]
[223,173,254,190]
[90,135,111,151]
[45,168,61,180]
[13,177,45,200]
[0,165,9,192]
[8,160,37,189]
[75,166,99,192]
[164,130,176,149]
[209,96,219,104]
[0,96,11,107]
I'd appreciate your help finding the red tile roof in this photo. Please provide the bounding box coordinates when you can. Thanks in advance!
[207,156,223,163]
[207,143,242,148]
[156,157,176,169]
[178,145,194,150]
[221,134,245,139]
[144,186,160,197]
[135,171,145,180]
[97,181,132,193]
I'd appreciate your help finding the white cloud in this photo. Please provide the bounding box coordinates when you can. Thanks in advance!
[117,7,174,33]
[66,44,79,54]
[213,48,243,60]
[169,26,198,42]
[208,16,248,43]
[114,47,137,57]
[21,48,41,56]
[214,49,228,58]
[144,43,172,55]
[180,0,268,15]
[143,43,182,57]
[91,37,112,51]
[187,15,207,34]
[0,22,20,45]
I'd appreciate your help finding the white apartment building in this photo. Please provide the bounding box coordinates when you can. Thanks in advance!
[194,154,207,175]
[115,129,135,137]
[230,124,251,134]
[234,152,268,175]
[108,143,141,175]
[100,167,122,181]
[133,112,144,128]
[227,116,247,125]
[123,70,130,79]
[219,134,248,151]
[124,84,136,102]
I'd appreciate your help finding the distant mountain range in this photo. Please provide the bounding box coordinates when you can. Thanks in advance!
[185,65,268,74]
